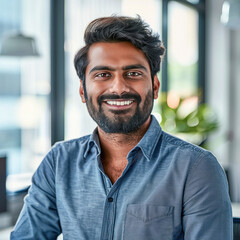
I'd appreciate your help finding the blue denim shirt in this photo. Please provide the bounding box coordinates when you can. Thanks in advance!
[11,116,232,240]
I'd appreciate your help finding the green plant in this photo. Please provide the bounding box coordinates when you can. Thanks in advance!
[156,92,219,147]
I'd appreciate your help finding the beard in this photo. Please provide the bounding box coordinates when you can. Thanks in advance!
[85,90,154,134]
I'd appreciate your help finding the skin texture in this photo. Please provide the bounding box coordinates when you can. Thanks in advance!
[79,42,160,183]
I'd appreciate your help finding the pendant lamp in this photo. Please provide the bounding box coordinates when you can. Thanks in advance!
[0,33,40,57]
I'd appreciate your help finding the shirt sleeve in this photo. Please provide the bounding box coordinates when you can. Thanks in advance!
[182,152,233,239]
[10,149,61,240]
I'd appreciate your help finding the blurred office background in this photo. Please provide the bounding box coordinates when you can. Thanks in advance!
[0,0,240,237]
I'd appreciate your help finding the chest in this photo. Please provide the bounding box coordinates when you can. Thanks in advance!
[56,156,185,240]
[102,160,128,184]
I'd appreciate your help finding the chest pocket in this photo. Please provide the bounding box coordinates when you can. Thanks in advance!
[123,204,174,240]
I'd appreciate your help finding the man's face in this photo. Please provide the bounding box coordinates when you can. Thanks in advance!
[79,41,160,134]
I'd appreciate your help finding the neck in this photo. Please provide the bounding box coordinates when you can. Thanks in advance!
[97,116,151,184]
[98,116,151,161]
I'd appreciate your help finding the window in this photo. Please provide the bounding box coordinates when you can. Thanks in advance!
[168,1,199,97]
[0,0,51,175]
[158,0,206,143]
[161,0,205,99]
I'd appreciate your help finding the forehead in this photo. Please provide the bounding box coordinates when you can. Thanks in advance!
[86,41,150,73]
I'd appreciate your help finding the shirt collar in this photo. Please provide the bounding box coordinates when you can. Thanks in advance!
[84,115,162,161]
[84,128,101,158]
[131,115,162,161]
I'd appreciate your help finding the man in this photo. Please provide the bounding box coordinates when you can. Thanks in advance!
[11,16,232,239]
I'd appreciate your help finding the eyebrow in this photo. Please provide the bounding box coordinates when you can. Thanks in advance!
[89,66,115,74]
[122,64,147,72]
[89,64,148,74]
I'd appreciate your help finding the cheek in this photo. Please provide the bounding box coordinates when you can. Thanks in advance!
[138,86,154,105]
[86,85,103,103]
[137,83,153,97]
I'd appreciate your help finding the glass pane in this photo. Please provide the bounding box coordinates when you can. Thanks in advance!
[0,0,51,175]
[64,0,162,140]
[168,1,199,97]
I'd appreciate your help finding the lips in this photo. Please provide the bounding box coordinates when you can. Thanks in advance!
[98,93,141,106]
[106,100,133,106]
[103,99,135,112]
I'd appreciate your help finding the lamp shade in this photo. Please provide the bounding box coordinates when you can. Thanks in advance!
[0,33,40,56]
[221,0,240,29]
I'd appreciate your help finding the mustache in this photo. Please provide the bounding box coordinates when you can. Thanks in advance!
[97,93,141,105]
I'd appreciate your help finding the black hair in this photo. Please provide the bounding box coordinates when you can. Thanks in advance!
[74,15,165,85]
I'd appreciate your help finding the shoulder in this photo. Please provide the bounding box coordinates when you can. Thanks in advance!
[40,135,92,169]
[51,135,91,153]
[159,131,223,175]
[161,132,227,190]
[161,131,207,155]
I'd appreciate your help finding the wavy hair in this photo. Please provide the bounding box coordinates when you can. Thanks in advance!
[74,15,165,85]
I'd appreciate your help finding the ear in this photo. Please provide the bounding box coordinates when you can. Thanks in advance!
[79,80,86,103]
[153,75,160,99]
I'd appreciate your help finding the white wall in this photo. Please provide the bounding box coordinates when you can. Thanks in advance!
[206,0,230,168]
[228,31,240,201]
[206,0,240,201]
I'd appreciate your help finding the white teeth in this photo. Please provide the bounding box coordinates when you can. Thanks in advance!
[106,100,133,106]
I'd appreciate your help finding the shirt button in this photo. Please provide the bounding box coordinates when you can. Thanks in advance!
[108,197,113,202]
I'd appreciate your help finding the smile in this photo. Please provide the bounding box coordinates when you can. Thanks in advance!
[106,100,133,106]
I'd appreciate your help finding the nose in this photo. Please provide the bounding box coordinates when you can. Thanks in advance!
[109,74,130,95]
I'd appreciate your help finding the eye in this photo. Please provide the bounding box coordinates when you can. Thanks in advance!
[95,72,112,79]
[126,71,142,77]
